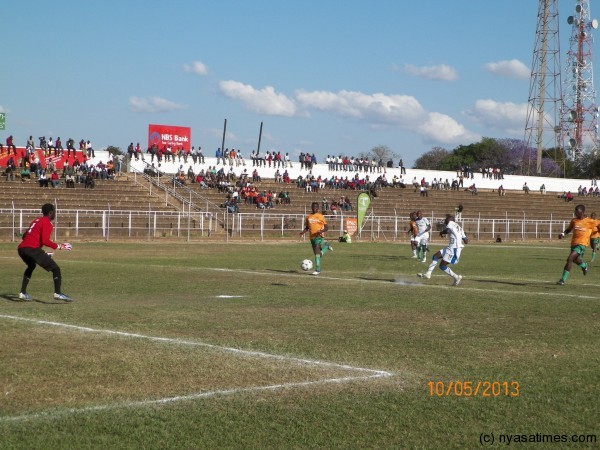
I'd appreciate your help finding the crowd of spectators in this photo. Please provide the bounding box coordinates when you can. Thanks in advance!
[3,148,116,187]
[577,184,600,197]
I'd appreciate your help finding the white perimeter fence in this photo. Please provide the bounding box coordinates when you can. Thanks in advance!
[0,208,570,242]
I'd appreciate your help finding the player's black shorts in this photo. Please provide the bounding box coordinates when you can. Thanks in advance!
[18,247,58,271]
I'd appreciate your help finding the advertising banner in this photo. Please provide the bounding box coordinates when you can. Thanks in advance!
[148,124,191,151]
[345,218,358,236]
[357,192,371,231]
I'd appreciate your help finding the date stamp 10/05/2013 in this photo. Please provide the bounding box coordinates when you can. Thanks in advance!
[427,381,520,398]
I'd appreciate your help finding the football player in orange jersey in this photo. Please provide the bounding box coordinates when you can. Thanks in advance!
[300,202,333,275]
[557,205,600,285]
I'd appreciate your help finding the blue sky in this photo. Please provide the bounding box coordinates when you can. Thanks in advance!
[0,0,592,166]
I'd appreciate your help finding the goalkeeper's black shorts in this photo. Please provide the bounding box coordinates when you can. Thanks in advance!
[18,247,59,271]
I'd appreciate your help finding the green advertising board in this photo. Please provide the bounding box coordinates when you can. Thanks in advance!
[0,113,5,130]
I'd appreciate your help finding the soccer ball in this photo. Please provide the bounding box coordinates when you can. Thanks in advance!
[301,259,313,271]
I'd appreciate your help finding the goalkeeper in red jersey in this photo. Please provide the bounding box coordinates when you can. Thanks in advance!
[17,203,73,301]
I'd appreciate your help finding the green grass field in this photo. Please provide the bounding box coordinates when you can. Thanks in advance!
[0,241,598,449]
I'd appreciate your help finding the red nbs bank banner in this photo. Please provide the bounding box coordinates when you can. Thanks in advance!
[148,124,191,151]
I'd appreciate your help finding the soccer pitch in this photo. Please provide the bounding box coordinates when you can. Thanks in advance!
[0,241,598,448]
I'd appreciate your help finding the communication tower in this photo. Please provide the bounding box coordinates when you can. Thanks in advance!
[524,0,564,175]
[562,0,599,162]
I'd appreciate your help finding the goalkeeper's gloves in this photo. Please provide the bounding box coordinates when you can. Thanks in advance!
[58,243,73,250]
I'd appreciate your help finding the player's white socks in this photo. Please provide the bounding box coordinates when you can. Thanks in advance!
[443,267,458,279]
[426,259,438,274]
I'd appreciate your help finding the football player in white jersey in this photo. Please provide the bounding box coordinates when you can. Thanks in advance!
[415,210,431,262]
[418,214,468,285]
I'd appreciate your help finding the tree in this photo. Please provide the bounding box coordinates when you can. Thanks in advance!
[106,145,123,157]
[362,145,399,164]
[413,146,450,170]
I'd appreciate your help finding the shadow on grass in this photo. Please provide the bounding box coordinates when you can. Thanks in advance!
[0,293,64,305]
[356,276,397,283]
[350,255,402,261]
[266,269,301,274]
[471,279,528,286]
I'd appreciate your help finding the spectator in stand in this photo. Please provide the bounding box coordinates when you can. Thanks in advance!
[6,135,17,154]
[523,182,530,194]
[39,136,48,155]
[50,171,60,188]
[75,165,84,184]
[55,137,64,157]
[26,136,36,155]
[498,184,506,196]
[30,154,40,178]
[412,177,420,192]
[66,138,75,157]
[399,158,406,174]
[187,166,195,182]
[47,137,55,155]
[4,157,16,180]
[20,166,32,181]
[65,173,75,188]
[127,142,134,160]
[330,202,338,215]
[38,171,49,187]
[86,140,94,158]
[540,184,546,195]
[467,183,478,195]
[84,172,95,189]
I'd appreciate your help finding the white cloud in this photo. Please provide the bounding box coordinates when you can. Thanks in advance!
[296,89,479,144]
[219,80,297,116]
[404,64,458,81]
[465,99,527,136]
[128,96,186,113]
[419,112,481,144]
[216,80,478,145]
[183,61,208,76]
[296,90,426,124]
[483,59,530,80]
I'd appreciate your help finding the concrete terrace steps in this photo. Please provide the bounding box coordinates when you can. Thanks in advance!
[183,179,600,220]
[0,175,177,212]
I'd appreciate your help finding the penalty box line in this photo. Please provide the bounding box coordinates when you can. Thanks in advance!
[0,314,392,422]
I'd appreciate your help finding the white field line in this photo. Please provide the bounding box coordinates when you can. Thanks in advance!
[0,314,392,422]
[0,375,386,423]
[208,268,600,300]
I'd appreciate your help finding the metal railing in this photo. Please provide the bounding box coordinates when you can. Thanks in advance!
[0,207,570,242]
[130,163,223,213]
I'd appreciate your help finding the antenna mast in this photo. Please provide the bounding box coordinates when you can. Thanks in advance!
[562,0,599,163]
[524,0,564,175]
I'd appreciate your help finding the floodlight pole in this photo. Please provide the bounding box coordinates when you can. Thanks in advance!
[221,119,227,155]
[257,121,263,154]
